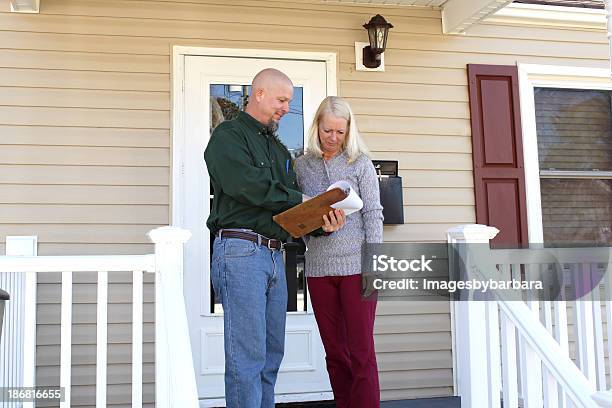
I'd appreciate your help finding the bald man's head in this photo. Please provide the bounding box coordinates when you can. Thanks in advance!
[251,68,293,93]
[245,68,294,128]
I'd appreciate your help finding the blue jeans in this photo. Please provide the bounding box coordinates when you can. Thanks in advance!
[211,236,287,408]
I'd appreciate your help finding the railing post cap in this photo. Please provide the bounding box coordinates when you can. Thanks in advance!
[147,226,192,244]
[446,224,500,241]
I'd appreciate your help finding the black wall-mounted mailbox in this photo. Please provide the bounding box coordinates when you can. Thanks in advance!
[372,160,404,225]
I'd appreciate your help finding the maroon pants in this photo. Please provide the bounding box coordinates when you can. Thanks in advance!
[307,274,380,408]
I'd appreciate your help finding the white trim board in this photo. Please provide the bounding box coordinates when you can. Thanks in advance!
[488,2,607,30]
[517,63,612,245]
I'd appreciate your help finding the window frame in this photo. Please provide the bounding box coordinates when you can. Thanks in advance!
[518,63,612,243]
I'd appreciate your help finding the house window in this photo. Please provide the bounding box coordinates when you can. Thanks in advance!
[535,87,612,245]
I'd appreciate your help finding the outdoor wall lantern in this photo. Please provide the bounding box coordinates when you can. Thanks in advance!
[362,14,393,69]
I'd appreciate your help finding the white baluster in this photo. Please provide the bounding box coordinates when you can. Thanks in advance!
[604,261,612,391]
[554,298,569,408]
[518,264,543,408]
[60,271,72,408]
[96,271,108,408]
[591,274,606,391]
[132,270,143,408]
[575,263,597,390]
[521,329,543,408]
[487,301,502,408]
[501,311,519,408]
[543,298,558,408]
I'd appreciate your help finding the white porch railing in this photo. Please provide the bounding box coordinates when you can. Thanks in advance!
[448,225,612,408]
[0,226,199,408]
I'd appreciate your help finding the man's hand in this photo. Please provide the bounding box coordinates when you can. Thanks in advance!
[322,209,345,233]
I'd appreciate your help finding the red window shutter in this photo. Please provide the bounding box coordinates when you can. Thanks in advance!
[467,64,528,247]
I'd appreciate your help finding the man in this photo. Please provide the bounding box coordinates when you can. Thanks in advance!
[204,68,344,408]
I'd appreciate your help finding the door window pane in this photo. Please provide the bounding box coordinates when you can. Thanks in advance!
[209,84,307,313]
[210,84,304,157]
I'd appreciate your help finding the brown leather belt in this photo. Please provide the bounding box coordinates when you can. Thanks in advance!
[217,230,284,251]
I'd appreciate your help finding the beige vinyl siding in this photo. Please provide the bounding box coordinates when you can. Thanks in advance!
[0,0,609,404]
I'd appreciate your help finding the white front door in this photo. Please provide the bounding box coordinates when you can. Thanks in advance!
[179,53,333,406]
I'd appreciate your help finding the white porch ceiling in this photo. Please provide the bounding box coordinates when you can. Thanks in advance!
[324,0,514,33]
[442,0,514,33]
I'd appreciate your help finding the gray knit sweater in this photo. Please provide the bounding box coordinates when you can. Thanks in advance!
[294,151,384,277]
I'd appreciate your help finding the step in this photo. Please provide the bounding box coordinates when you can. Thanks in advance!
[382,397,461,407]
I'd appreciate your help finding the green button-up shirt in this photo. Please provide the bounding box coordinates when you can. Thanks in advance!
[204,111,302,240]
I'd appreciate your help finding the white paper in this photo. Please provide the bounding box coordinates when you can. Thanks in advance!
[326,180,363,216]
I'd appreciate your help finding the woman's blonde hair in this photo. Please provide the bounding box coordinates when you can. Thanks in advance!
[306,96,370,163]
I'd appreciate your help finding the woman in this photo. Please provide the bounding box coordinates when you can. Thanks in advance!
[294,96,384,408]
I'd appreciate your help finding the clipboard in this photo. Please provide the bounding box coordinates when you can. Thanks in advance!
[273,187,348,238]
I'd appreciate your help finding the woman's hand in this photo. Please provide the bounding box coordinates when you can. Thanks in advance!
[322,209,345,233]
[361,273,378,298]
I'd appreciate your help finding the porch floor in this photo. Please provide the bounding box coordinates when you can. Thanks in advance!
[277,396,461,407]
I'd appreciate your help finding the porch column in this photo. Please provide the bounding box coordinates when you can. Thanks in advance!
[447,224,499,408]
[148,226,199,408]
